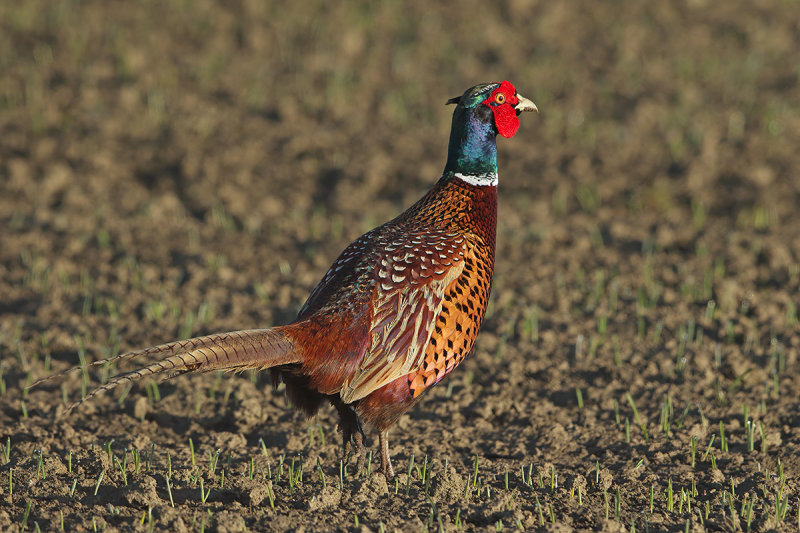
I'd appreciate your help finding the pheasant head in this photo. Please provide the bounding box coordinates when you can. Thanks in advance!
[444,81,537,183]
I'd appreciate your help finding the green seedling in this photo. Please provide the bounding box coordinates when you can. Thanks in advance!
[104,439,115,464]
[131,448,141,475]
[114,456,127,486]
[35,449,45,480]
[266,481,275,509]
[665,478,674,512]
[612,335,622,367]
[21,500,32,531]
[199,477,210,503]
[166,476,175,507]
[94,469,105,496]
[719,421,728,452]
[208,449,220,476]
[626,393,648,441]
[775,494,789,523]
[535,495,544,525]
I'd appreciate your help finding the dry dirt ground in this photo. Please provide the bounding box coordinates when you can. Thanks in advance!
[1,1,799,531]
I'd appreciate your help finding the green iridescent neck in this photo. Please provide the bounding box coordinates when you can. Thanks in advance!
[443,105,498,178]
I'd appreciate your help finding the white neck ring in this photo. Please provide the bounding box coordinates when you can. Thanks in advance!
[453,172,498,187]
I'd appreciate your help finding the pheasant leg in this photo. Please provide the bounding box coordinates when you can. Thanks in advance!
[379,430,394,479]
[331,396,366,473]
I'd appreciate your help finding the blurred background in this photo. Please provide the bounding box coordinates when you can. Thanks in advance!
[1,1,799,529]
[1,0,797,345]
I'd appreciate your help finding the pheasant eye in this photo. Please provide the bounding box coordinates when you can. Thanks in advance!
[494,93,505,104]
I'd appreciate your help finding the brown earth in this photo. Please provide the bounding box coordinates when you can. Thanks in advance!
[1,1,799,531]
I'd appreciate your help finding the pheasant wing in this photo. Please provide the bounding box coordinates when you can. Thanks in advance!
[339,233,466,403]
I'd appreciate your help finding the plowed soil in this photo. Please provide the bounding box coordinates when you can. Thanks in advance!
[1,1,799,531]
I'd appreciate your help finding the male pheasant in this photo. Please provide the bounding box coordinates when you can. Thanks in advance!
[33,81,537,478]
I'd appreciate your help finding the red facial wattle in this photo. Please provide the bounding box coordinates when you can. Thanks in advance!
[482,80,520,138]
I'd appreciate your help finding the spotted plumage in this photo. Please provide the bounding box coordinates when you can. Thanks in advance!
[31,81,537,479]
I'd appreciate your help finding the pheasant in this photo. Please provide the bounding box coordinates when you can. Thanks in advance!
[32,81,537,478]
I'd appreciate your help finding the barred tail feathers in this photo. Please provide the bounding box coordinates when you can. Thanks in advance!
[64,326,302,413]
[30,329,281,390]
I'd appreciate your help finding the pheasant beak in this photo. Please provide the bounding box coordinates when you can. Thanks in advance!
[514,94,538,115]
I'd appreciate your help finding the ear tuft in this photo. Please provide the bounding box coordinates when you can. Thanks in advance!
[445,96,461,105]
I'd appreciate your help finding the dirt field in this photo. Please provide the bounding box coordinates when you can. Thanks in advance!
[1,0,799,531]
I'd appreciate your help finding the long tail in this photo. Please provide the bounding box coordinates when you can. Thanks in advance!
[29,327,302,414]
